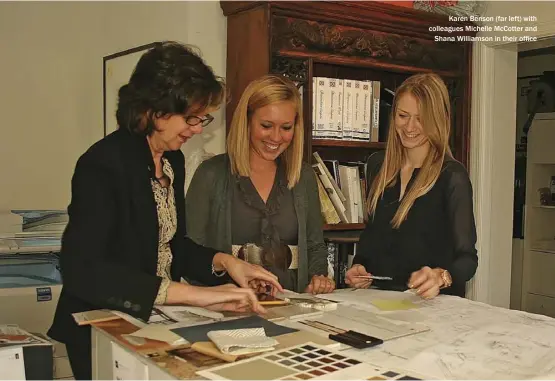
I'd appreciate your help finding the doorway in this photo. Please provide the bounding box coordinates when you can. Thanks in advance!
[511,39,555,311]
[468,34,555,308]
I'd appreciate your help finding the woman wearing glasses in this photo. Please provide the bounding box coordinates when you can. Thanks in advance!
[48,42,282,380]
[186,75,334,295]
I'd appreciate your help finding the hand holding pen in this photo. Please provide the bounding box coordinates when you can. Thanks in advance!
[345,264,372,289]
[345,264,393,289]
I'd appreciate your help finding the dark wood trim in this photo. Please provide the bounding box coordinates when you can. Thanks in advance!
[223,1,477,38]
[518,45,555,58]
[306,58,314,162]
[312,139,386,149]
[224,6,271,134]
[323,229,363,242]
[275,51,464,78]
[220,1,265,16]
[323,223,365,231]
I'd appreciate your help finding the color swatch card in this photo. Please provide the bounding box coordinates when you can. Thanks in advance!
[197,342,428,380]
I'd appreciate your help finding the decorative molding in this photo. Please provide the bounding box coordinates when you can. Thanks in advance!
[270,56,309,87]
[413,0,487,21]
[467,42,495,304]
[271,16,465,72]
[468,45,493,301]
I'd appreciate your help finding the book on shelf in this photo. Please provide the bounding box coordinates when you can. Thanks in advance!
[313,152,368,227]
[358,81,371,141]
[312,152,346,202]
[342,79,355,140]
[312,76,381,143]
[314,172,341,225]
[312,162,349,223]
[371,81,381,142]
[322,159,341,189]
[338,165,360,224]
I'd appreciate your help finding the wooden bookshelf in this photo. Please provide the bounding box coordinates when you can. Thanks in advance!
[221,1,475,234]
[312,139,385,149]
[323,223,365,231]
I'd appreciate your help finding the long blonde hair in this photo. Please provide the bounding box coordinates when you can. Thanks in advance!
[367,73,453,228]
[227,75,304,189]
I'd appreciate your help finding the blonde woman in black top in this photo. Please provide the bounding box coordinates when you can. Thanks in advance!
[345,73,477,299]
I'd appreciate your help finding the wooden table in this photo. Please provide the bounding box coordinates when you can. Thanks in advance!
[91,290,555,380]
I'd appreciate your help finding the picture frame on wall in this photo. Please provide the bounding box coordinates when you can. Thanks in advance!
[103,42,158,136]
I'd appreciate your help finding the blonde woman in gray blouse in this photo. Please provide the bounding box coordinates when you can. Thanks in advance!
[186,75,334,294]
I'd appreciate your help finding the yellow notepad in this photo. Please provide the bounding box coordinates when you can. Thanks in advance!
[371,299,419,311]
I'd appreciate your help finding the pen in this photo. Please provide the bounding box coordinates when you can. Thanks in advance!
[353,275,393,281]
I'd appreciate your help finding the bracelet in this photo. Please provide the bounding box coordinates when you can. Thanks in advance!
[211,263,227,277]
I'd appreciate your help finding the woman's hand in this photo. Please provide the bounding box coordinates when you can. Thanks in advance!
[166,282,267,314]
[210,283,239,291]
[407,266,443,299]
[345,264,372,289]
[195,286,267,314]
[214,253,284,293]
[248,279,277,295]
[304,275,335,294]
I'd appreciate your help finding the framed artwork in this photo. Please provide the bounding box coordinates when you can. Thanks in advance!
[103,42,158,136]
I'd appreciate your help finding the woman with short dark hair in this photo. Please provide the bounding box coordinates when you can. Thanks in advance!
[48,41,282,380]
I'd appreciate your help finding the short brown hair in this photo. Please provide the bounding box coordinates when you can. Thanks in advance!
[116,41,225,135]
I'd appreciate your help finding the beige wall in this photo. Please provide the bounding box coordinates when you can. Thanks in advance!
[0,1,226,210]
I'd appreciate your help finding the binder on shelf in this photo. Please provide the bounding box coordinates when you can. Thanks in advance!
[313,163,349,223]
[371,81,381,142]
[313,152,346,202]
[314,173,341,225]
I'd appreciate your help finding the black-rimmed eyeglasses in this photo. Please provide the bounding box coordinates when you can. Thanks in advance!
[185,114,214,127]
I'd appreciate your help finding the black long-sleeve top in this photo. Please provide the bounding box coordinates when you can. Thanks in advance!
[48,128,224,348]
[354,151,478,297]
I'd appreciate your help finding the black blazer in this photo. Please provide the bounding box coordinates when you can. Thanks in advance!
[48,128,223,346]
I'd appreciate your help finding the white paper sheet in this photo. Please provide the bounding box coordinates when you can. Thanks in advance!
[156,305,224,321]
[338,294,555,380]
[314,305,429,341]
[317,288,424,307]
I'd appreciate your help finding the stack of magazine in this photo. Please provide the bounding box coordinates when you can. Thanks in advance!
[0,210,67,254]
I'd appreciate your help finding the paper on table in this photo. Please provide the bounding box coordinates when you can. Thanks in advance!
[405,321,555,380]
[309,305,429,341]
[127,325,188,346]
[371,299,420,311]
[157,305,224,321]
[378,310,427,323]
[275,291,337,311]
[317,289,423,307]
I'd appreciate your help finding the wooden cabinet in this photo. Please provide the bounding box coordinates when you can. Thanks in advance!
[221,1,475,232]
